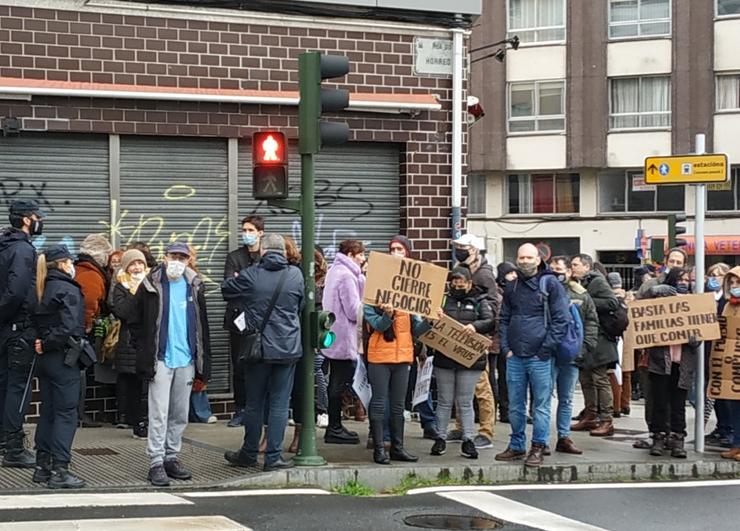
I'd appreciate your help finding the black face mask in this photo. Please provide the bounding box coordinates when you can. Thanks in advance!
[449,288,468,300]
[30,219,43,236]
[454,249,470,262]
[676,284,690,294]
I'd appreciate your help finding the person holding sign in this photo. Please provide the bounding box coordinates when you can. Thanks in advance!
[428,267,494,460]
[719,266,740,461]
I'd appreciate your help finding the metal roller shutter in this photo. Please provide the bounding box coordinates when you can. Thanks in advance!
[237,143,401,259]
[0,133,109,254]
[118,137,230,392]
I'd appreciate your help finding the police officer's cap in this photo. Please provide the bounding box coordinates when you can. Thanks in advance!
[9,199,45,218]
[45,244,73,262]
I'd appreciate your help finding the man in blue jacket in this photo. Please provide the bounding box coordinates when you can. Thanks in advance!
[495,243,569,467]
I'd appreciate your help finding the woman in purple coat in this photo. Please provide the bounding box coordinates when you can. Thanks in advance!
[321,240,366,444]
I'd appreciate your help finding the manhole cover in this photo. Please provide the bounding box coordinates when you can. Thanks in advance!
[74,448,119,456]
[404,514,503,530]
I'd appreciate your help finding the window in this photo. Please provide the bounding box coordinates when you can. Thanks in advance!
[608,0,671,39]
[707,168,740,211]
[509,81,565,133]
[717,0,740,17]
[507,173,579,214]
[508,0,565,44]
[717,74,740,111]
[609,76,671,129]
[598,170,684,212]
[467,174,487,215]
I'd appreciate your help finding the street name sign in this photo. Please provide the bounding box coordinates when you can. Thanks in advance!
[644,154,729,184]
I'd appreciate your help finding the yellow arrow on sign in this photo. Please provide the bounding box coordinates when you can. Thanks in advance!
[643,154,729,184]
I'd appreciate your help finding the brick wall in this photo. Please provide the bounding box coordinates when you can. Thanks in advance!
[0,4,466,263]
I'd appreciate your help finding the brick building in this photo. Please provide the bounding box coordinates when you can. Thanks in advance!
[0,0,480,418]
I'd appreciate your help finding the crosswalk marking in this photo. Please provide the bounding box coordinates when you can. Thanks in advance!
[439,490,609,531]
[0,516,248,531]
[181,488,331,498]
[0,492,192,510]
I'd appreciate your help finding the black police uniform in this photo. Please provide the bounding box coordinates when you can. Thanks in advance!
[34,249,87,489]
[0,200,42,467]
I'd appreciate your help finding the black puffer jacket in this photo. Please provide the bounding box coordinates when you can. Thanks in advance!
[36,269,85,354]
[433,289,494,371]
[110,276,142,375]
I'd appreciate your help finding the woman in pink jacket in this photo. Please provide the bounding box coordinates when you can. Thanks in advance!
[321,240,366,444]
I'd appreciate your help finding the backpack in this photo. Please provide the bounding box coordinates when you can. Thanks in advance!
[599,297,629,339]
[539,276,584,365]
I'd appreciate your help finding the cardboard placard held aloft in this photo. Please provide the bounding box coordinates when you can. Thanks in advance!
[363,251,447,319]
[418,315,490,368]
[708,316,740,400]
[622,293,720,350]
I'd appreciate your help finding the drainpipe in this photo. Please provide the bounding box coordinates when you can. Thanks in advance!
[450,24,465,256]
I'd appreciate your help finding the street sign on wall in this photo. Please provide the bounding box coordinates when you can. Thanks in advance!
[644,154,729,184]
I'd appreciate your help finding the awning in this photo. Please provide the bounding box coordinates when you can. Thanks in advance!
[644,235,740,255]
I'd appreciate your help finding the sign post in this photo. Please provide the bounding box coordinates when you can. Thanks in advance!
[694,133,707,454]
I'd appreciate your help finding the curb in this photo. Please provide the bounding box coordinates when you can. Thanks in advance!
[216,459,740,492]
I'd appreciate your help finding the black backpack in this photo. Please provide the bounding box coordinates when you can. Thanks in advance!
[600,297,629,339]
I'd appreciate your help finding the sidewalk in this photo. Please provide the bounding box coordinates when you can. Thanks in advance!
[1,394,738,494]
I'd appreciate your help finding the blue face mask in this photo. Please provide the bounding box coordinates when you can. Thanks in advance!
[707,277,721,292]
[242,233,258,247]
[731,287,740,298]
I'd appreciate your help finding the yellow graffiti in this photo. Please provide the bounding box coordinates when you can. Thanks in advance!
[163,184,197,201]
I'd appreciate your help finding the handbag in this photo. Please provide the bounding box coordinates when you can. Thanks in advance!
[237,269,289,367]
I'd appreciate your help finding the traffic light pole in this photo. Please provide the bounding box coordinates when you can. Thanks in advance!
[694,133,706,454]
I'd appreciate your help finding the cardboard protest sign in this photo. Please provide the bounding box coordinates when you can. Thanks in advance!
[622,293,720,350]
[412,357,434,408]
[363,251,447,318]
[707,316,740,400]
[418,315,490,368]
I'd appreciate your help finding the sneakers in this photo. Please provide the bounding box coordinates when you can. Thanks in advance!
[524,444,545,467]
[132,422,147,439]
[164,458,192,480]
[494,446,526,461]
[227,409,245,428]
[430,438,446,456]
[473,434,494,449]
[461,439,478,459]
[47,465,86,489]
[446,429,463,443]
[206,415,218,424]
[316,413,329,429]
[148,464,171,487]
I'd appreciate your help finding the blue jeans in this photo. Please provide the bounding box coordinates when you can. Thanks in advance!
[242,362,296,466]
[731,400,740,448]
[552,361,579,440]
[506,355,552,450]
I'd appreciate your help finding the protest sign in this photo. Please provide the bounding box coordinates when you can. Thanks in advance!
[622,293,720,350]
[418,315,489,368]
[411,356,434,408]
[363,251,447,319]
[707,316,740,400]
[352,360,372,410]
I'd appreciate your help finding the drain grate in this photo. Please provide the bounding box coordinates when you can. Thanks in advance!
[404,514,503,530]
[74,448,119,456]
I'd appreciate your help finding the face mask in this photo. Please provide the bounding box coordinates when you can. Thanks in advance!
[391,251,406,258]
[67,264,75,279]
[243,233,258,247]
[31,219,43,236]
[454,249,470,262]
[731,287,740,298]
[130,271,146,281]
[166,261,186,279]
[449,288,467,300]
[517,262,537,278]
[707,277,721,292]
[676,284,690,294]
[556,273,567,284]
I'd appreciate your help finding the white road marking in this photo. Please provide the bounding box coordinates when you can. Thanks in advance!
[0,492,193,510]
[181,488,331,498]
[0,516,248,530]
[408,478,740,495]
[440,490,609,531]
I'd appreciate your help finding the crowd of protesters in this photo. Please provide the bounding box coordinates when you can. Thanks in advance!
[1,199,739,488]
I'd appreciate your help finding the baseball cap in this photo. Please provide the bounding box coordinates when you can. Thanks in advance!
[453,233,485,250]
[165,241,191,257]
[9,199,45,218]
[45,244,73,262]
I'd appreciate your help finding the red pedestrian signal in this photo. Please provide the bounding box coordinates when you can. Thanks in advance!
[252,131,288,200]
[253,131,286,165]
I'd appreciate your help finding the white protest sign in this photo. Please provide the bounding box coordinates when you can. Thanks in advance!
[412,357,434,408]
[352,359,372,410]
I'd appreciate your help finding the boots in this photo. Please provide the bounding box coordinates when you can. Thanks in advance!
[288,425,301,454]
[353,397,367,422]
[388,416,417,462]
[325,395,359,444]
[667,432,687,459]
[571,412,599,431]
[32,451,52,483]
[650,432,667,457]
[47,462,86,489]
[589,420,614,437]
[370,420,390,465]
[0,433,5,456]
[2,431,35,468]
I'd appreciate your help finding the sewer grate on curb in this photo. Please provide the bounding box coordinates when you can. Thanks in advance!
[74,448,119,456]
[404,514,503,530]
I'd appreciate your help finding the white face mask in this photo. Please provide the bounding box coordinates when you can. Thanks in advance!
[67,264,76,279]
[130,271,146,281]
[391,251,406,258]
[166,261,186,279]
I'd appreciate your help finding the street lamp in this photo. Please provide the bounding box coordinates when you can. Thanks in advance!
[470,35,520,64]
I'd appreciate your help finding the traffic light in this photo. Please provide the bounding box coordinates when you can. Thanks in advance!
[252,131,288,199]
[650,238,665,264]
[311,311,336,350]
[667,213,688,248]
[298,52,350,155]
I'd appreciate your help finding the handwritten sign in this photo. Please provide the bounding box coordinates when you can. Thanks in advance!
[352,360,372,410]
[708,316,740,400]
[622,293,720,350]
[418,315,489,368]
[363,251,447,319]
[412,357,434,408]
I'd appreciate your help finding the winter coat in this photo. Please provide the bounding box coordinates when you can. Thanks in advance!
[563,280,599,364]
[321,252,366,360]
[579,271,619,367]
[135,265,211,382]
[489,285,504,354]
[36,269,85,354]
[500,264,570,360]
[0,227,37,326]
[647,341,697,390]
[456,256,499,306]
[433,290,494,371]
[363,305,425,365]
[75,254,110,332]
[223,246,261,331]
[110,271,144,375]
[222,252,304,364]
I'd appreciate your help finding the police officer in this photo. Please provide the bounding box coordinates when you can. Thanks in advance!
[33,244,86,488]
[0,199,44,468]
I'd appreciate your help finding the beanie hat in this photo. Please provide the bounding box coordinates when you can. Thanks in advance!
[45,244,73,263]
[80,233,113,268]
[607,271,623,289]
[120,249,147,273]
[497,261,516,280]
[389,235,412,257]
